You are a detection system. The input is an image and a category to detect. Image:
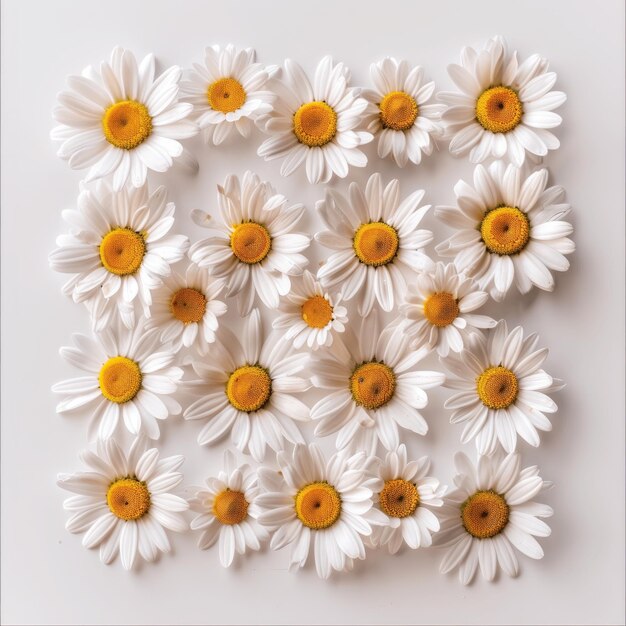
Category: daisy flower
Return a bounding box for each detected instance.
[256,444,385,579]
[188,450,268,567]
[399,262,496,356]
[189,171,310,317]
[57,437,188,570]
[439,35,566,166]
[435,162,574,301]
[441,320,563,455]
[310,311,445,455]
[257,56,373,184]
[315,173,433,315]
[49,181,189,332]
[272,270,348,350]
[435,451,553,585]
[363,57,444,167]
[52,323,183,440]
[183,309,310,462]
[51,46,198,190]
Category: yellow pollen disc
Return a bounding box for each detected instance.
[170,287,207,324]
[480,206,530,255]
[207,77,246,113]
[99,356,142,404]
[226,365,272,413]
[476,366,519,410]
[106,478,150,521]
[301,295,333,329]
[99,228,146,276]
[230,222,271,264]
[423,292,459,327]
[379,91,419,131]
[212,489,249,525]
[102,100,152,150]
[295,482,341,530]
[293,101,337,147]
[461,490,509,538]
[379,479,420,518]
[350,362,396,410]
[475,86,523,134]
[353,222,399,266]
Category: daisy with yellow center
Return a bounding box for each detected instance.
[435,452,553,585]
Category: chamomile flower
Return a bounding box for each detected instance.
[57,437,188,570]
[183,309,310,462]
[189,171,309,317]
[436,162,574,301]
[440,36,566,166]
[272,270,348,350]
[257,56,373,184]
[363,57,444,167]
[435,451,553,585]
[316,173,433,315]
[52,323,183,441]
[51,46,197,190]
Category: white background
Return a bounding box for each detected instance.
[1,0,624,624]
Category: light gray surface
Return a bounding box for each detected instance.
[1,0,624,624]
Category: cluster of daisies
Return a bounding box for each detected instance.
[50,37,573,583]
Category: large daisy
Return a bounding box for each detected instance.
[315,173,433,315]
[435,451,553,585]
[257,56,372,184]
[439,36,566,166]
[57,437,188,570]
[51,46,198,190]
[188,171,310,317]
[435,162,574,301]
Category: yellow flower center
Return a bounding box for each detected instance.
[226,365,272,413]
[423,292,459,327]
[207,77,247,113]
[461,490,509,538]
[98,356,142,404]
[480,206,530,255]
[293,101,337,147]
[379,479,420,518]
[475,86,523,134]
[476,366,519,410]
[230,222,271,264]
[99,228,146,276]
[350,362,396,410]
[212,489,249,525]
[102,100,152,150]
[170,287,207,324]
[353,222,399,266]
[106,478,150,521]
[301,295,333,329]
[379,91,419,131]
[295,482,341,530]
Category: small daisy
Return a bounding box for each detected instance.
[189,171,310,317]
[57,437,188,570]
[435,451,553,585]
[399,262,496,356]
[439,36,566,166]
[188,450,268,567]
[316,173,433,315]
[441,320,563,455]
[363,57,444,167]
[272,270,348,350]
[51,46,198,190]
[257,56,373,184]
[436,162,574,301]
[52,323,183,440]
[49,180,189,332]
[183,309,310,461]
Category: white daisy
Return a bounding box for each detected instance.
[435,162,574,301]
[441,320,563,455]
[257,56,373,184]
[57,437,188,570]
[272,270,348,350]
[183,309,310,461]
[435,451,553,585]
[49,180,189,332]
[315,173,433,315]
[52,322,183,440]
[51,46,198,190]
[439,35,567,166]
[399,262,496,356]
[189,171,310,317]
[188,450,268,567]
[363,57,444,167]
